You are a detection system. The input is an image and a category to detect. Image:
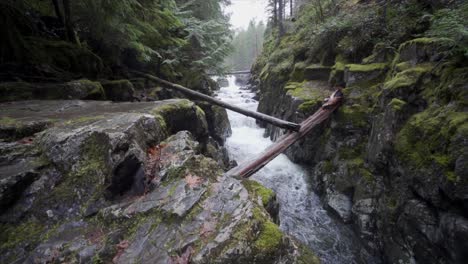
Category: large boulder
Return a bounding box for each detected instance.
[0,99,316,263]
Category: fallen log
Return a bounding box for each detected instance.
[225,102,342,179]
[132,71,301,132]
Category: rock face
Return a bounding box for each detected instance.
[254,36,468,263]
[0,79,105,102]
[0,99,316,263]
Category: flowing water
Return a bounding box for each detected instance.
[216,76,366,264]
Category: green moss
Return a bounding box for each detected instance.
[395,107,467,181]
[395,62,411,72]
[388,98,407,111]
[45,133,110,209]
[336,104,369,128]
[297,244,320,264]
[346,63,387,72]
[384,64,433,91]
[290,61,307,81]
[242,180,275,207]
[285,81,327,113]
[254,220,282,253]
[0,116,16,126]
[0,219,44,250]
[399,37,455,50]
[347,158,374,182]
[323,160,335,174]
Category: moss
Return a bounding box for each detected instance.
[384,64,433,91]
[399,37,455,51]
[297,244,320,264]
[285,81,327,113]
[347,158,374,182]
[346,63,387,72]
[45,133,110,209]
[242,180,275,207]
[395,107,467,181]
[322,160,335,174]
[290,61,307,81]
[0,219,44,250]
[0,116,16,126]
[388,98,407,111]
[254,221,282,253]
[336,104,369,128]
[395,62,411,72]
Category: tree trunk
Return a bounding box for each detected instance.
[52,0,64,24]
[278,0,284,37]
[62,0,79,45]
[273,0,278,26]
[290,0,293,17]
[225,100,342,179]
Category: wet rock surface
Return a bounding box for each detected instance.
[0,99,315,263]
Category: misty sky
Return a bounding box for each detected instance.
[224,0,269,30]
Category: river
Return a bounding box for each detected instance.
[216,76,368,264]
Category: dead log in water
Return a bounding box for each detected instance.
[225,103,342,179]
[132,71,301,131]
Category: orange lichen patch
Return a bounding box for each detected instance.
[112,240,130,263]
[185,173,204,188]
[145,144,166,187]
[170,246,194,264]
[200,219,217,240]
[87,228,105,244]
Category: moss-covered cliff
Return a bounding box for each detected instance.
[252,0,467,263]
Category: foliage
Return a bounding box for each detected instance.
[425,3,468,57]
[1,0,233,83]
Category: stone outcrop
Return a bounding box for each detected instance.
[254,36,468,263]
[0,99,317,263]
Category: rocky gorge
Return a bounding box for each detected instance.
[251,1,468,263]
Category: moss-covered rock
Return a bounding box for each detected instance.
[398,37,455,64]
[304,64,332,81]
[395,106,467,183]
[384,64,433,92]
[344,63,388,87]
[285,81,329,113]
[100,79,135,101]
[0,79,105,102]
